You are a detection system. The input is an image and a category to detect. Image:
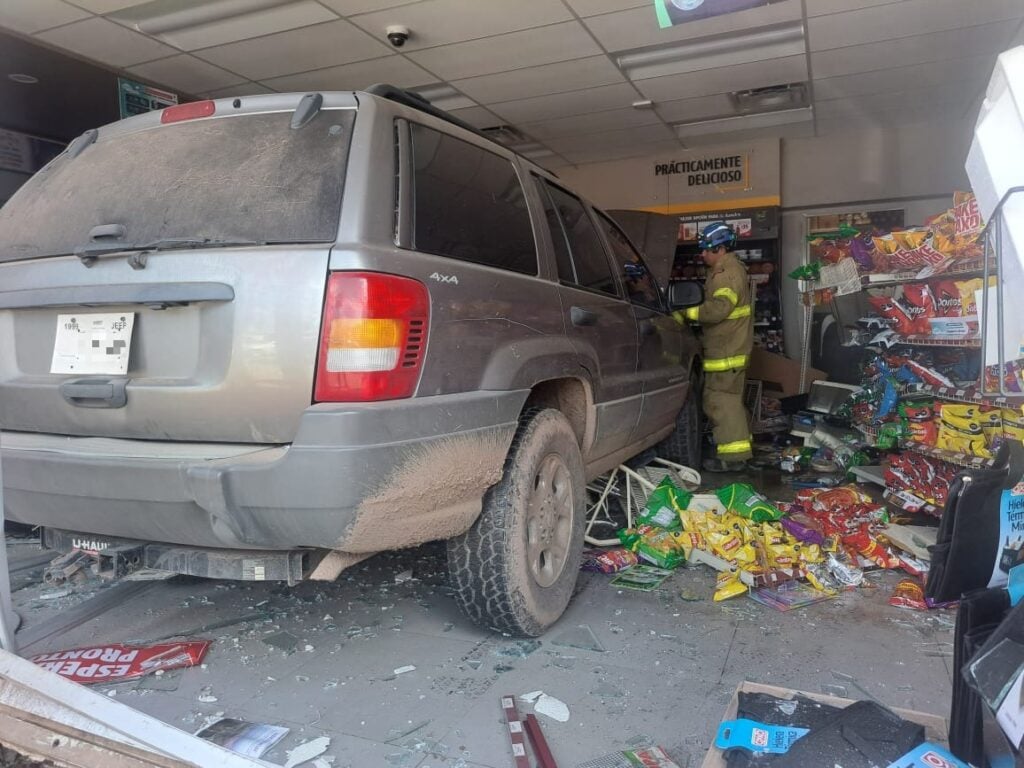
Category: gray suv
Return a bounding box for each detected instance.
[0,86,703,635]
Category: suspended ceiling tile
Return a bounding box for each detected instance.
[407,21,600,81]
[683,120,815,146]
[446,105,504,128]
[203,82,275,99]
[260,56,434,92]
[814,55,996,102]
[488,82,639,124]
[563,0,648,17]
[814,85,966,121]
[523,107,662,140]
[127,54,246,94]
[634,55,807,102]
[35,17,176,67]
[559,138,682,166]
[348,0,571,51]
[810,22,1014,79]
[322,0,424,15]
[0,0,89,35]
[452,55,626,104]
[804,0,906,16]
[194,19,392,81]
[654,93,736,124]
[544,123,675,153]
[109,1,338,51]
[808,0,1024,52]
[582,0,802,53]
[64,0,150,11]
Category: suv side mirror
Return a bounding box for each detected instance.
[667,280,704,309]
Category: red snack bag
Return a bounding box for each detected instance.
[847,524,901,569]
[868,295,916,336]
[889,579,929,610]
[899,284,937,335]
[933,280,963,317]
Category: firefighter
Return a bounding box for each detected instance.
[675,221,754,472]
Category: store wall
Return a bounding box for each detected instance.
[555,137,781,213]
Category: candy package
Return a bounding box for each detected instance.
[581,547,638,574]
[716,483,783,522]
[637,476,690,531]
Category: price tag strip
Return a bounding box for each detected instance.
[501,695,532,768]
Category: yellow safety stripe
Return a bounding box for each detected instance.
[703,354,748,372]
[717,438,753,456]
[684,306,700,322]
[712,287,739,306]
[726,304,751,320]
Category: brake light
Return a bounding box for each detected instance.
[161,100,216,124]
[314,272,429,402]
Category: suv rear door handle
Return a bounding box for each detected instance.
[60,378,128,409]
[570,306,598,327]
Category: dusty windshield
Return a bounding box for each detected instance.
[0,109,354,262]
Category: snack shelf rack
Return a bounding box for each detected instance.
[860,257,993,288]
[883,487,942,516]
[892,335,982,348]
[854,423,880,442]
[904,382,1024,410]
[898,440,998,469]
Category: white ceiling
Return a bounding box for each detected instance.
[1,0,1022,169]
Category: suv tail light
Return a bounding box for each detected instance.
[314,272,429,402]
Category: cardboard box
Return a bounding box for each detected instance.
[700,681,949,768]
[746,349,827,398]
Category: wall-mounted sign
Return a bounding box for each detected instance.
[0,128,65,174]
[678,206,779,242]
[655,153,748,188]
[118,77,177,119]
[654,0,772,28]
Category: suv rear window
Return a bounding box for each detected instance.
[409,123,537,275]
[0,110,354,262]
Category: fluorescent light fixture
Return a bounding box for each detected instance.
[409,83,474,111]
[731,82,808,114]
[617,22,804,81]
[115,0,292,34]
[632,99,655,109]
[673,106,812,138]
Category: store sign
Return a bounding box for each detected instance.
[655,153,748,188]
[0,128,64,173]
[654,0,771,28]
[118,77,177,119]
[678,206,778,241]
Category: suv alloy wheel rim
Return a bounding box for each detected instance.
[525,453,574,588]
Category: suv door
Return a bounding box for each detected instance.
[533,177,640,463]
[595,211,689,444]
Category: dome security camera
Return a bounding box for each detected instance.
[386,25,410,47]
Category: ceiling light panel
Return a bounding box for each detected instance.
[617,22,805,81]
[673,106,812,138]
[409,83,474,111]
[451,56,626,105]
[110,0,336,51]
[635,54,807,102]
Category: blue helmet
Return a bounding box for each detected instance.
[698,221,737,251]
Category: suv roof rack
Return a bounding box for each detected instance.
[364,83,555,175]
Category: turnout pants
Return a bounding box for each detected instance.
[702,369,752,461]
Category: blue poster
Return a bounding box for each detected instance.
[989,483,1024,588]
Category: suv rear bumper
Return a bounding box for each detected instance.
[2,390,527,551]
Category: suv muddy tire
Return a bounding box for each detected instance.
[656,378,702,469]
[447,408,585,637]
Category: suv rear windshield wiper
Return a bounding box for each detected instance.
[75,237,261,264]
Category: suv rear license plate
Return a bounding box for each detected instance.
[51,312,135,375]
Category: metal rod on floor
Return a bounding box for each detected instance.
[0,434,17,653]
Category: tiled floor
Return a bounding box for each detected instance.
[7,531,954,768]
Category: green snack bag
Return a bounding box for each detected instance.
[715,483,783,523]
[635,529,685,570]
[638,477,691,530]
[787,262,821,281]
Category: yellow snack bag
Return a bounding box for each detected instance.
[713,571,747,602]
[956,279,983,316]
[892,229,929,251]
[1004,409,1024,442]
[980,410,1003,444]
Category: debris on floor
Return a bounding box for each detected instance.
[575,745,682,768]
[283,736,331,768]
[195,717,290,758]
[521,690,570,723]
[29,639,211,683]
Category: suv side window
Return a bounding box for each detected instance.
[596,212,663,309]
[409,123,537,275]
[537,179,617,297]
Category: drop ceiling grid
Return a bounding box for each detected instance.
[0,0,1021,166]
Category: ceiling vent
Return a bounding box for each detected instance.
[481,125,528,146]
[730,82,808,114]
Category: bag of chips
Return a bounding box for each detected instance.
[715,483,783,522]
[868,295,916,336]
[956,279,983,317]
[637,476,691,531]
[932,280,963,317]
[618,525,686,570]
[1004,409,1024,442]
[899,284,937,335]
[581,547,638,574]
[979,409,1003,445]
[713,570,747,602]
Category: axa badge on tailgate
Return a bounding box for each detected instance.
[714,719,808,754]
[886,743,971,767]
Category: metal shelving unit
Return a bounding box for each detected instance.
[860,257,994,288]
[904,382,1024,409]
[883,487,942,516]
[899,441,997,469]
[892,335,982,348]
